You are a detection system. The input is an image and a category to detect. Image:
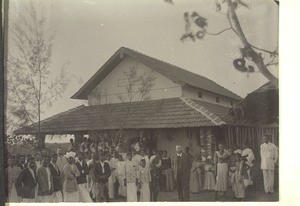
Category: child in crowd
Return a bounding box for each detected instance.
[203,156,215,191]
[231,153,248,201]
[190,155,203,193]
[137,159,151,201]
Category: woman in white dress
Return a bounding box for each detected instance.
[115,155,127,197]
[214,143,230,200]
[125,153,138,202]
[106,154,117,199]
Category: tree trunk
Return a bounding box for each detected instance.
[74,133,84,150]
[226,0,278,84]
[37,133,46,150]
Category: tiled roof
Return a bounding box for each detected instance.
[71,47,242,100]
[14,97,231,135]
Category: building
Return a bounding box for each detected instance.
[15,47,242,158]
[224,81,279,159]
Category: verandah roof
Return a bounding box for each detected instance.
[14,97,230,135]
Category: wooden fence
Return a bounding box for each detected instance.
[224,125,279,160]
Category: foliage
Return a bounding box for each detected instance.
[6,3,69,150]
[91,67,155,150]
[170,0,278,83]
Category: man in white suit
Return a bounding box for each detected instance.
[260,135,278,194]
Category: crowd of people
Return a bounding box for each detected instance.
[5,134,278,202]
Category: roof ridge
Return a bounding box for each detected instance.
[123,47,242,100]
[85,97,181,108]
[72,46,242,100]
[180,95,226,126]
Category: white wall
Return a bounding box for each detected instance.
[87,57,182,105]
[181,85,238,107]
[156,128,201,158]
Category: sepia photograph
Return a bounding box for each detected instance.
[3,0,279,203]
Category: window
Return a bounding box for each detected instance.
[197,91,203,98]
[216,97,220,103]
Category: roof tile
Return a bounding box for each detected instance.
[15,97,231,135]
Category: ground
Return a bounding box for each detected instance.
[112,189,278,202]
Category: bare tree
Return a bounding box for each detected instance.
[168,0,278,83]
[92,67,155,150]
[6,3,69,150]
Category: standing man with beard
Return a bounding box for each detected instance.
[172,145,192,201]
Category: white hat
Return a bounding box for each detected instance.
[65,151,76,159]
[234,149,242,155]
[207,155,212,160]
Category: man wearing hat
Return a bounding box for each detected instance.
[63,151,80,202]
[172,145,192,201]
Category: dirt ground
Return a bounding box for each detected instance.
[112,188,279,202]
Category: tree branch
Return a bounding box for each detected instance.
[266,62,278,67]
[249,43,278,56]
[226,0,278,83]
[205,27,233,36]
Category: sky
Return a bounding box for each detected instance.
[6,0,279,122]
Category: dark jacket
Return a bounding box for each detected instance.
[15,167,36,199]
[75,161,88,184]
[17,163,27,170]
[172,153,192,180]
[36,165,54,196]
[94,161,111,183]
[49,162,62,192]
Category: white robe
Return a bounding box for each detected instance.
[260,142,278,193]
[78,183,93,202]
[107,159,117,199]
[242,148,255,186]
[115,161,127,197]
[260,142,278,170]
[125,160,138,202]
